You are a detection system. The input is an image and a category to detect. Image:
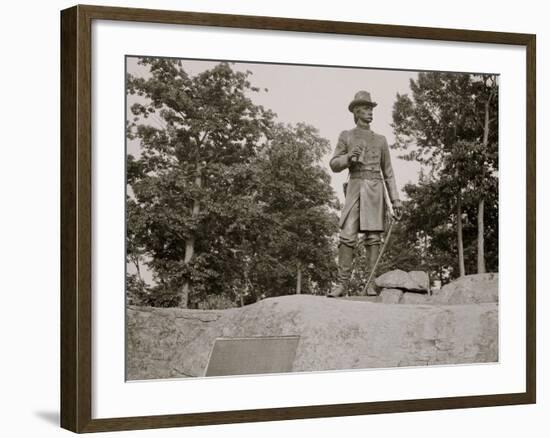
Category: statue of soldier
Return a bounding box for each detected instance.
[327,90,402,297]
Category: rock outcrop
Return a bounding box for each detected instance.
[431,273,498,304]
[127,274,498,380]
[373,273,498,306]
[375,269,429,292]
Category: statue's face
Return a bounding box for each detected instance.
[354,104,374,124]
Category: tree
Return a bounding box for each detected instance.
[251,123,339,297]
[470,74,498,273]
[127,58,274,307]
[126,59,339,307]
[392,72,498,277]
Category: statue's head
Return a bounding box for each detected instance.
[348,90,377,124]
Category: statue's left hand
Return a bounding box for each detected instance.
[392,200,403,221]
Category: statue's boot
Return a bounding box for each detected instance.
[327,245,354,297]
[365,244,381,296]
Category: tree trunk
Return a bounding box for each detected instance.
[476,96,491,274]
[457,197,466,277]
[180,171,202,308]
[296,262,302,295]
[241,262,249,307]
[477,198,486,273]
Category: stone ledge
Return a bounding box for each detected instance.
[127,294,498,380]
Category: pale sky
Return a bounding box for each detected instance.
[126,56,421,205]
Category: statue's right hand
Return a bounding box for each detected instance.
[349,145,362,163]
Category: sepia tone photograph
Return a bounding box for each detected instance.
[125,56,499,380]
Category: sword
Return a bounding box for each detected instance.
[359,170,397,296]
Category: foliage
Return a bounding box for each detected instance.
[126,273,150,306]
[126,59,338,307]
[249,122,339,297]
[391,72,499,279]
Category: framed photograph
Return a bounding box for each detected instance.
[60,4,536,433]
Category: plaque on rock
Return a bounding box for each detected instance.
[205,336,300,377]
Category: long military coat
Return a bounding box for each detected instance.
[330,126,399,231]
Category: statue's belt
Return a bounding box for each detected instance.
[349,169,383,180]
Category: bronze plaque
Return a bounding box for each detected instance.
[205,336,300,377]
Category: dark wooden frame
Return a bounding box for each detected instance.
[61,4,536,433]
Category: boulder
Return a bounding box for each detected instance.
[431,273,498,305]
[409,271,430,292]
[375,269,429,292]
[127,294,498,380]
[379,288,403,304]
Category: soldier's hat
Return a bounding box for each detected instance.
[348,90,378,112]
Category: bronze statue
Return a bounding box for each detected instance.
[327,90,402,297]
